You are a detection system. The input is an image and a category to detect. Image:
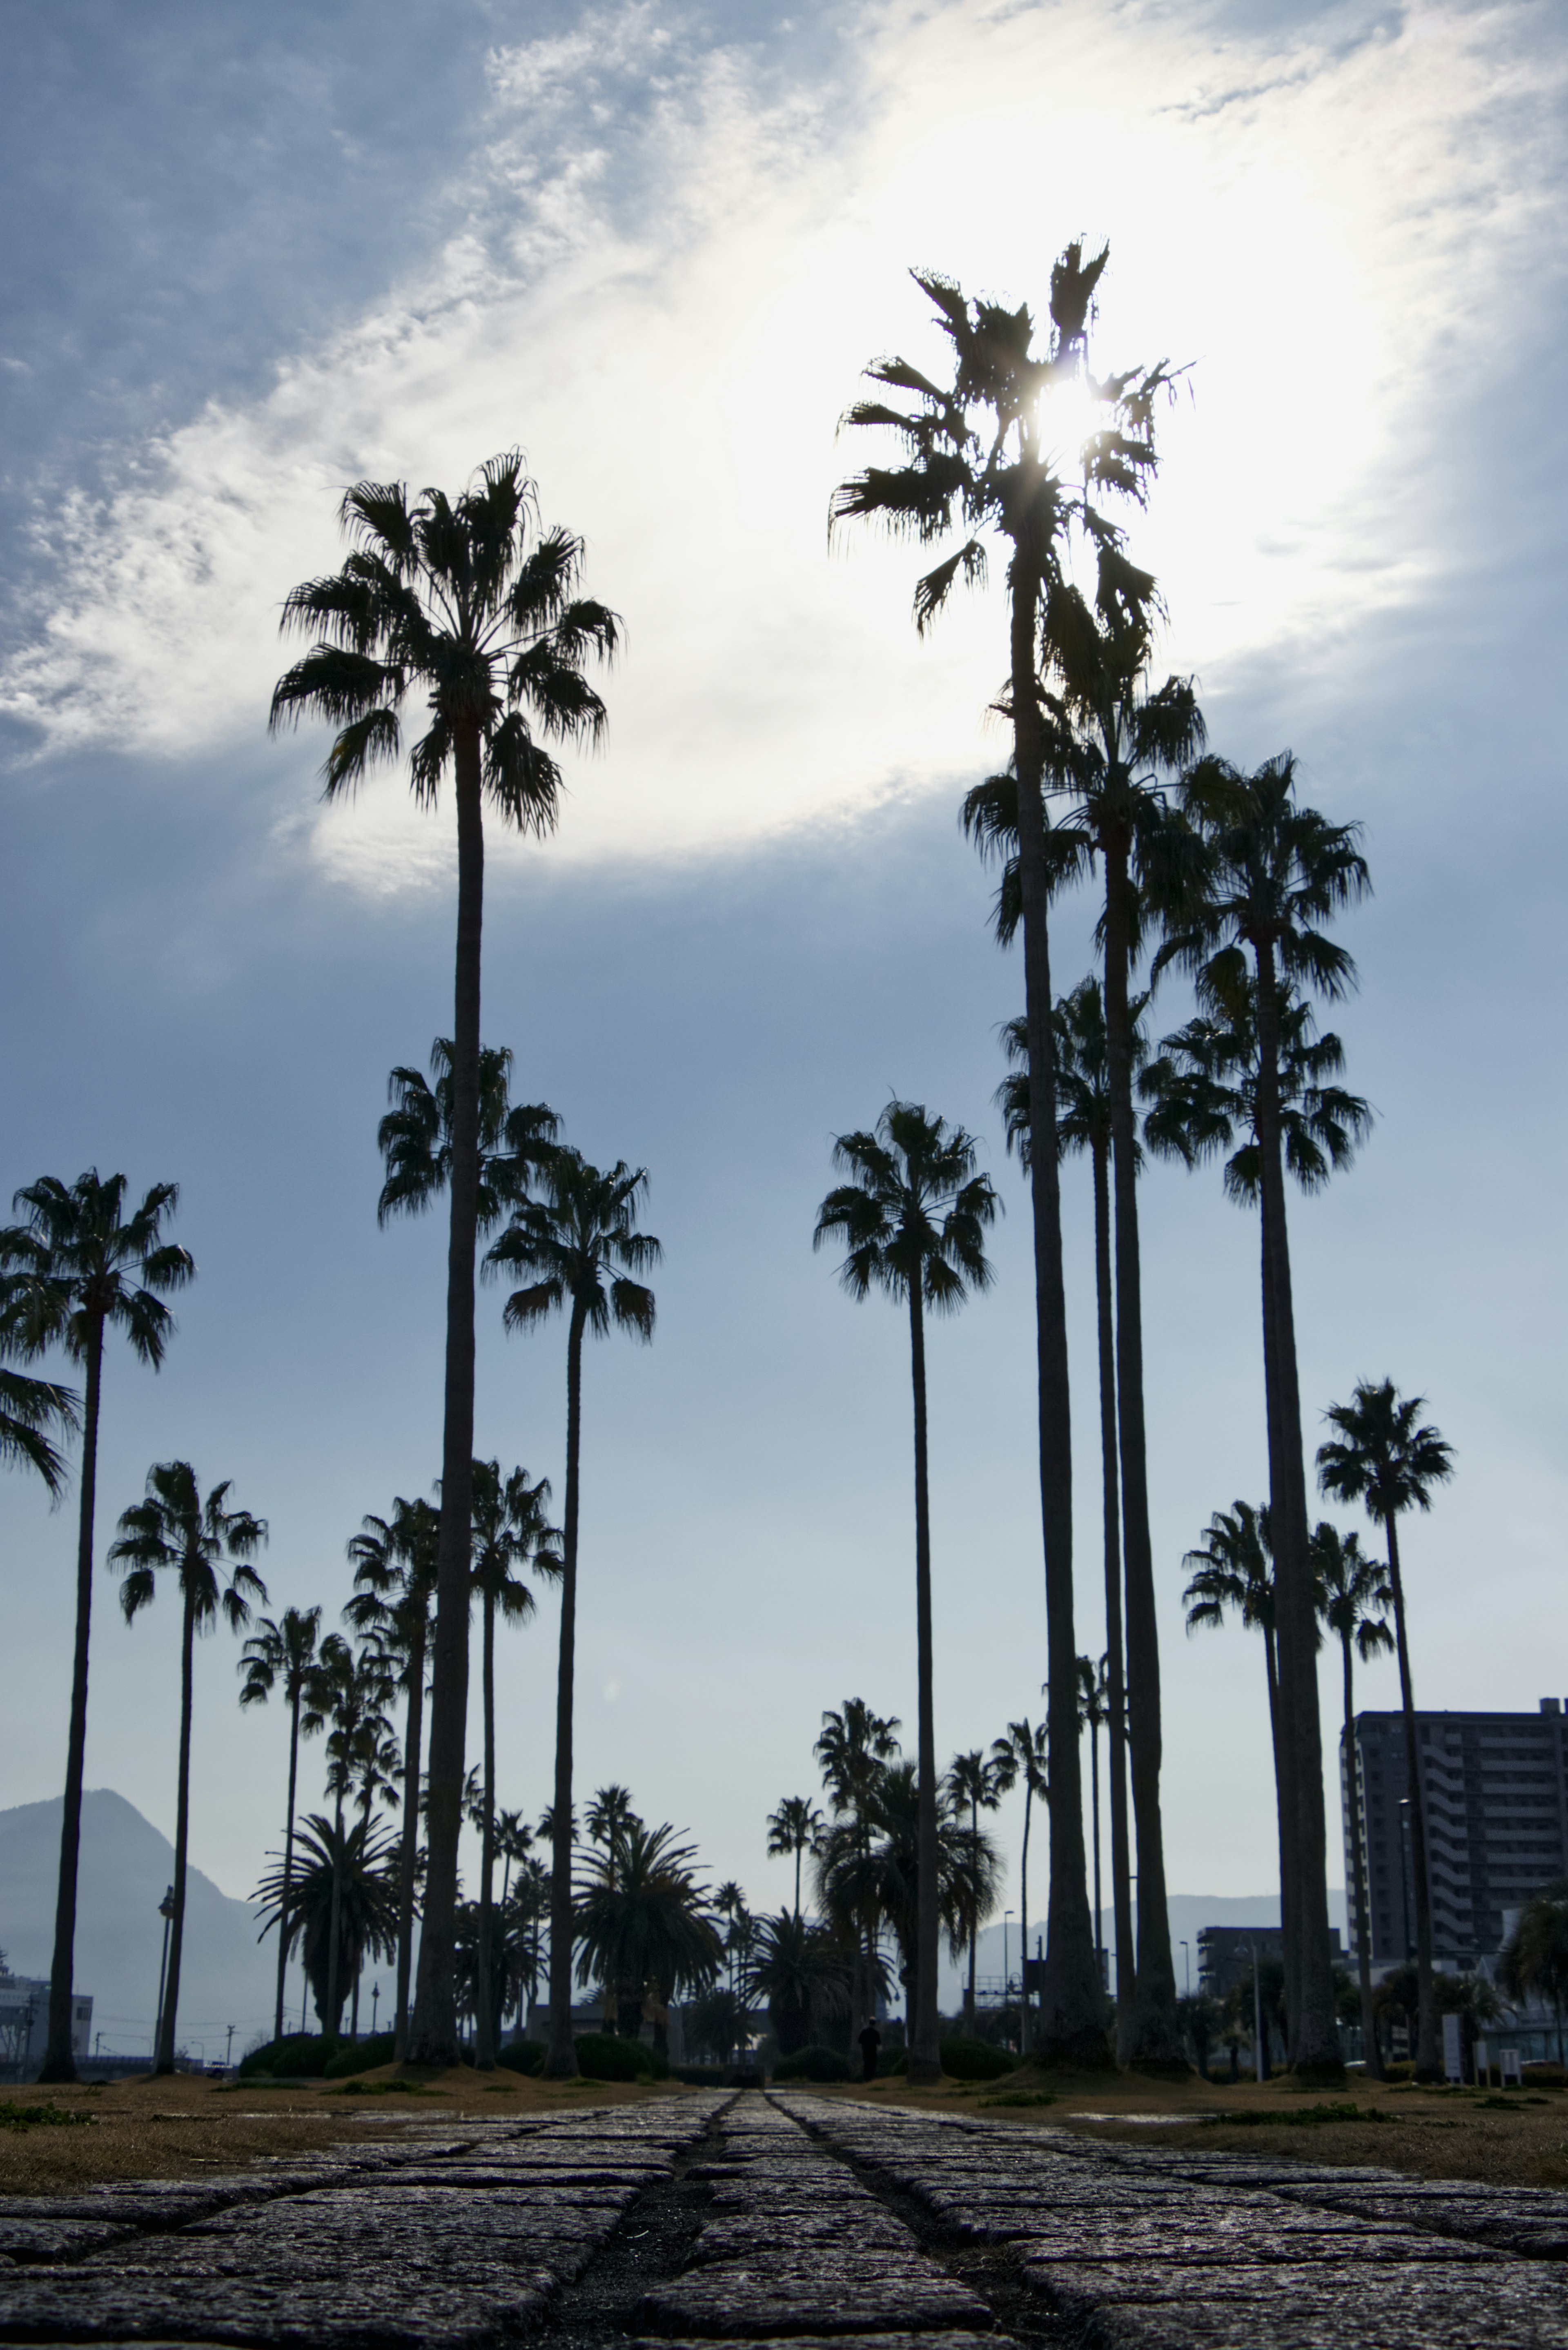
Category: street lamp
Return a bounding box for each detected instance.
[153,1886,176,2057]
[371,1982,380,2036]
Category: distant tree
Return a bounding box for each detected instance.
[586,1785,644,1884]
[310,1635,397,2038]
[272,455,618,2065]
[487,1147,660,2077]
[254,1814,398,2033]
[943,1751,1007,2034]
[0,1330,78,1495]
[815,1700,902,2031]
[1313,1521,1394,2080]
[1318,1379,1454,2082]
[238,1606,327,2046]
[745,1911,854,2056]
[573,1819,722,2049]
[377,1038,559,1235]
[815,1101,997,2082]
[990,1718,1047,2053]
[0,1171,192,2081]
[110,1462,267,2072]
[767,1797,825,1924]
[1076,1656,1110,1993]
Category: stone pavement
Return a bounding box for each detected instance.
[4,2087,1568,2348]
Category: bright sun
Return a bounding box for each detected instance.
[1037,374,1109,471]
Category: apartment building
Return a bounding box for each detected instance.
[1344,1701,1568,1970]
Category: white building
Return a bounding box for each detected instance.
[0,1974,92,2076]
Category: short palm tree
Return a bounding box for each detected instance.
[468,1458,560,2065]
[744,1911,853,2056]
[815,1699,902,2028]
[1312,1520,1394,2078]
[238,1606,327,2045]
[815,1102,997,2083]
[378,1038,560,1232]
[943,1750,1007,2034]
[990,1718,1047,2052]
[833,249,1174,2069]
[487,1147,660,2076]
[254,1813,399,2032]
[311,1633,397,2038]
[573,1819,723,2047]
[1501,1884,1568,2064]
[271,456,617,2065]
[1317,1379,1454,2080]
[766,1796,824,1923]
[0,1171,192,2081]
[109,1463,267,2071]
[1076,1656,1111,1991]
[344,1495,440,2060]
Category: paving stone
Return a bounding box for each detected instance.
[0,2219,138,2261]
[688,2215,915,2265]
[637,2257,993,2337]
[0,2266,552,2344]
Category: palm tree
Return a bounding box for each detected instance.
[833,250,1174,2069]
[0,1299,78,1494]
[1501,1885,1568,2065]
[311,1634,397,2039]
[378,1039,559,1234]
[990,1719,1047,2052]
[814,1101,997,2083]
[238,1606,327,2046]
[271,457,617,2065]
[573,1819,723,2048]
[487,1147,660,2076]
[108,1463,267,2071]
[766,1797,824,1923]
[1313,1520,1394,2079]
[1154,759,1372,2085]
[1076,1656,1110,1995]
[815,1700,901,2030]
[745,1911,854,2056]
[468,1459,560,2065]
[254,1813,399,2033]
[1317,1380,1454,2081]
[0,1172,192,2082]
[587,1784,643,1880]
[344,1495,440,2061]
[943,1751,1007,2034]
[999,977,1142,2052]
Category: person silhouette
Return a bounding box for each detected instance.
[858,2017,882,2084]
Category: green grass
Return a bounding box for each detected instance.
[1202,2101,1386,2128]
[0,2103,95,2131]
[328,2078,439,2097]
[978,2090,1057,2109]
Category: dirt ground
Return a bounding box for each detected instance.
[7,2065,1568,2196]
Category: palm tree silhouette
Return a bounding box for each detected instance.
[0,1172,192,2082]
[309,1634,397,2039]
[272,458,617,2064]
[109,1463,267,2072]
[744,1911,853,2057]
[766,1797,825,1923]
[344,1496,439,2061]
[574,1819,723,2049]
[238,1606,327,2046]
[254,1814,398,2033]
[487,1147,660,2076]
[1318,1379,1453,2080]
[815,1101,997,2082]
[990,1719,1047,2053]
[944,1751,1007,2034]
[0,1316,78,1496]
[1313,1519,1394,2079]
[815,1700,901,2030]
[833,249,1175,2068]
[1076,1657,1111,1998]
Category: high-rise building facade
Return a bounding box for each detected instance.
[1345,1701,1568,1969]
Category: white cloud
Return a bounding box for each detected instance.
[2,0,1562,887]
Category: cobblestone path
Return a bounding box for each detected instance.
[6,2088,1568,2348]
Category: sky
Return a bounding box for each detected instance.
[1,0,1565,2012]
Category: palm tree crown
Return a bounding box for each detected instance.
[1317,1380,1455,1529]
[378,1039,559,1233]
[813,1102,998,1310]
[488,1150,661,1340]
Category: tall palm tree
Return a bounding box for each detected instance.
[943,1751,1007,2034]
[487,1147,660,2076]
[1313,1520,1394,2080]
[344,1496,440,2061]
[833,249,1174,2067]
[468,1459,561,2066]
[587,1784,643,1878]
[109,1463,267,2072]
[1076,1656,1111,1994]
[991,1719,1047,2052]
[573,1819,723,2048]
[814,1100,997,2083]
[0,1172,192,2081]
[1000,978,1142,2052]
[1154,765,1371,2084]
[1317,1379,1454,2080]
[238,1606,327,2046]
[766,1797,825,1923]
[271,457,617,2064]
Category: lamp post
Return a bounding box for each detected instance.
[1180,1940,1190,1997]
[371,1982,380,2037]
[152,1886,176,2058]
[225,2024,236,2068]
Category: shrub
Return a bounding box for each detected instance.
[239,2033,338,2080]
[672,2065,730,2085]
[324,2034,396,2078]
[939,2038,1016,2082]
[878,2049,907,2076]
[575,2033,655,2081]
[1522,2062,1568,2087]
[773,2047,851,2083]
[498,2040,546,2076]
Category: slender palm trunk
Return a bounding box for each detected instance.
[1104,845,1180,2066]
[1260,1221,1303,2054]
[1384,1514,1437,2077]
[965,1793,978,2036]
[1091,1142,1136,2058]
[156,1586,197,2074]
[794,1844,803,1925]
[274,1686,302,2047]
[476,1590,498,2068]
[907,1282,940,2085]
[1010,534,1104,2065]
[42,1321,103,2082]
[1018,1780,1033,2055]
[1341,1634,1382,2079]
[410,728,484,2065]
[1252,943,1341,2079]
[327,1786,345,2038]
[1089,1715,1103,1993]
[393,1614,426,2064]
[546,1295,589,2077]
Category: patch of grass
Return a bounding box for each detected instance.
[978,2091,1058,2110]
[0,2103,95,2132]
[328,2078,438,2098]
[482,2083,517,2093]
[1203,2101,1386,2129]
[1479,2093,1550,2109]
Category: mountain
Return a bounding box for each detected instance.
[937,1890,1350,2013]
[0,1791,281,2063]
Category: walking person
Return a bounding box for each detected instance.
[858,2016,882,2084]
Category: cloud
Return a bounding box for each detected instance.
[2,0,1562,886]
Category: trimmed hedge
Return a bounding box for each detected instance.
[773,2047,851,2083]
[325,2034,396,2078]
[573,2032,669,2081]
[498,2040,546,2076]
[875,2039,1014,2082]
[239,2034,339,2079]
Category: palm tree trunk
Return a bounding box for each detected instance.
[1252,942,1341,2080]
[907,1282,940,2087]
[327,1787,345,2039]
[1009,538,1104,2067]
[794,1843,803,1925]
[546,1295,589,2078]
[393,1615,426,2064]
[1089,1716,1103,1996]
[1260,1217,1303,2056]
[477,1590,498,2068]
[409,726,484,2066]
[1105,844,1180,2068]
[42,1317,102,2084]
[1384,1512,1437,2078]
[1092,1140,1136,2060]
[1018,1780,1032,2056]
[965,1794,978,2036]
[274,1685,302,2047]
[156,1586,197,2075]
[1341,1633,1381,2079]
